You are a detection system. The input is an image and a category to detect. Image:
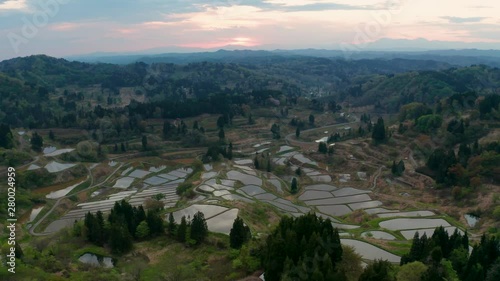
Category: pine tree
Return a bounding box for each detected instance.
[121,142,126,152]
[248,114,255,125]
[267,157,272,172]
[318,142,328,154]
[177,216,187,242]
[295,167,302,176]
[162,121,172,138]
[0,123,14,149]
[190,211,208,244]
[30,132,44,152]
[227,142,233,160]
[218,127,225,141]
[146,210,164,236]
[372,117,386,142]
[296,127,301,138]
[109,223,133,254]
[48,130,55,140]
[167,213,176,235]
[309,114,315,125]
[217,116,225,128]
[141,135,148,151]
[328,146,334,156]
[230,217,251,249]
[397,160,405,175]
[291,178,298,194]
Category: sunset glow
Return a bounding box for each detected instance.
[0,0,499,59]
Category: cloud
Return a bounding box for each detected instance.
[263,0,383,11]
[0,0,28,11]
[441,16,487,24]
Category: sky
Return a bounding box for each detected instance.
[0,0,499,60]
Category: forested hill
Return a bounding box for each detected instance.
[348,65,500,111]
[0,55,499,128]
[0,54,452,91]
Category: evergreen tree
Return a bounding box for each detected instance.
[295,127,301,138]
[254,155,260,169]
[48,130,55,140]
[229,217,251,249]
[227,142,233,160]
[167,213,176,235]
[218,127,225,141]
[30,132,43,152]
[190,211,208,245]
[309,114,315,125]
[485,259,500,281]
[109,223,133,254]
[177,216,187,242]
[372,117,386,142]
[217,116,225,128]
[146,210,164,236]
[120,142,126,152]
[328,146,334,156]
[248,114,255,125]
[291,177,298,194]
[141,135,148,151]
[14,242,23,259]
[271,123,281,139]
[318,142,328,153]
[295,167,302,176]
[193,120,199,130]
[162,121,172,138]
[0,123,14,149]
[267,157,272,172]
[114,143,118,152]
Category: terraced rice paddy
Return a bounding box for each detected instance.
[361,231,397,240]
[340,239,401,263]
[46,179,87,199]
[45,161,76,173]
[170,204,239,235]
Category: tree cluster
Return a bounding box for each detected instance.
[391,160,405,176]
[166,211,208,246]
[262,213,344,281]
[79,200,164,254]
[401,226,499,281]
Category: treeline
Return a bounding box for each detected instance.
[400,226,499,281]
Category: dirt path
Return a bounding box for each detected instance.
[370,166,383,190]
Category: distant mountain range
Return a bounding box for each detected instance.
[61,38,500,67]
